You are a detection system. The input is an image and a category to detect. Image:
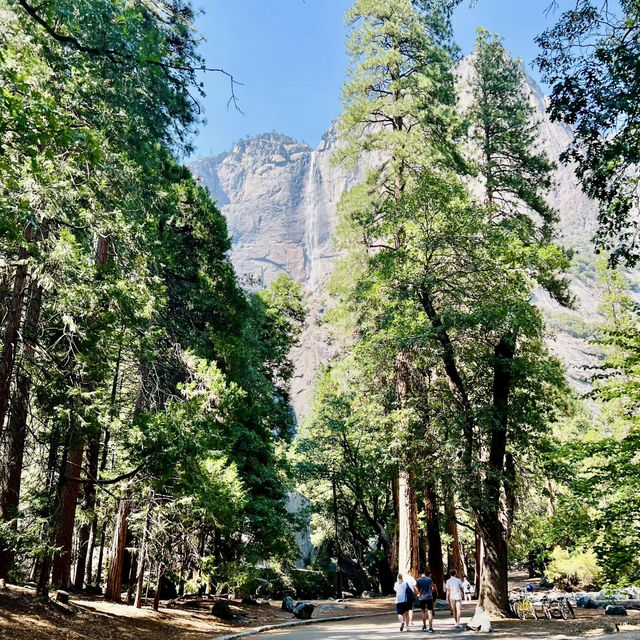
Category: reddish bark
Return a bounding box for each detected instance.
[398,470,419,578]
[74,437,99,589]
[104,497,131,602]
[425,488,445,595]
[0,223,34,436]
[51,442,84,588]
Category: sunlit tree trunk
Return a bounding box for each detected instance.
[104,496,131,602]
[398,470,419,578]
[51,439,84,588]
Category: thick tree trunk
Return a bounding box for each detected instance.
[476,334,517,616]
[424,487,445,596]
[104,497,131,602]
[445,500,464,577]
[0,372,30,581]
[0,283,42,579]
[475,528,483,595]
[51,441,84,588]
[503,452,516,541]
[390,476,399,574]
[0,282,42,582]
[397,470,419,579]
[0,224,34,437]
[477,514,509,615]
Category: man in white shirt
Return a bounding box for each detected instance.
[445,570,464,627]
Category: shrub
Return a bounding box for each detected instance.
[545,546,602,588]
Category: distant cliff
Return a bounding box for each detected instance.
[190,63,631,417]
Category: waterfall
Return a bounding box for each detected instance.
[303,151,320,289]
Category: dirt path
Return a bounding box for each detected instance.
[0,585,390,640]
[0,583,638,640]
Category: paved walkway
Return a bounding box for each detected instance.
[264,612,469,640]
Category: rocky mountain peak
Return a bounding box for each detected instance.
[190,64,632,416]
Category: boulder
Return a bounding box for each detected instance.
[212,600,234,620]
[605,605,628,616]
[581,598,600,609]
[293,601,315,620]
[466,605,493,632]
[281,596,295,612]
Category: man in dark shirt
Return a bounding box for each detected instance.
[416,569,437,632]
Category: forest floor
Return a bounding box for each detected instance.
[0,584,391,640]
[0,577,639,640]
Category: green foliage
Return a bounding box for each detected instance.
[545,547,602,589]
[471,30,558,241]
[536,1,640,265]
[0,0,305,593]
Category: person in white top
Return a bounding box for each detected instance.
[445,569,464,627]
[404,573,417,629]
[461,576,471,601]
[394,574,411,631]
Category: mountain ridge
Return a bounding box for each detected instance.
[190,66,628,416]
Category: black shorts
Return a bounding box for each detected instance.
[418,598,434,611]
[396,601,411,614]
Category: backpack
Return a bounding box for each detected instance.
[405,584,415,603]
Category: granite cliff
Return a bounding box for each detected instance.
[190,67,629,417]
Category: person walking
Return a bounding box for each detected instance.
[461,575,471,601]
[445,569,464,628]
[394,574,411,632]
[404,572,418,629]
[416,569,437,633]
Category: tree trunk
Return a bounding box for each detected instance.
[545,478,556,518]
[104,496,131,602]
[390,476,399,574]
[477,514,509,615]
[0,223,34,437]
[95,521,107,588]
[74,436,99,590]
[475,334,516,616]
[86,426,112,588]
[134,502,151,608]
[425,487,445,596]
[0,282,43,579]
[503,452,516,541]
[332,476,343,598]
[475,528,483,596]
[153,563,164,611]
[445,500,464,577]
[397,470,419,579]
[51,440,84,588]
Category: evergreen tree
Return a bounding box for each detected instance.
[536,1,640,265]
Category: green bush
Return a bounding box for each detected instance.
[289,568,333,599]
[545,546,602,588]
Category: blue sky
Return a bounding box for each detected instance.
[190,0,578,159]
